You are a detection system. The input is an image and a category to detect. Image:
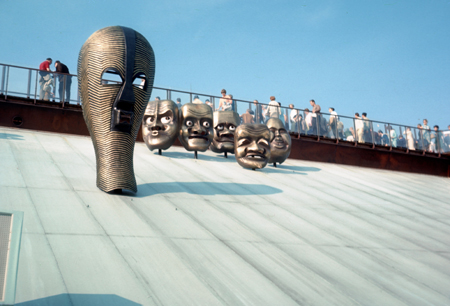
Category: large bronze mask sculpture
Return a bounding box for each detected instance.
[267,118,292,166]
[179,103,213,154]
[210,111,240,157]
[234,124,271,170]
[78,26,155,193]
[142,99,179,153]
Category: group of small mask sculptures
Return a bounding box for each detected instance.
[141,100,292,170]
[78,26,291,194]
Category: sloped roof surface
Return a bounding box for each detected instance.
[1,126,449,306]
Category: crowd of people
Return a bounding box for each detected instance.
[37,59,450,153]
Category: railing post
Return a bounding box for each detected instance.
[27,69,32,98]
[437,130,441,157]
[1,65,6,94]
[62,74,66,106]
[5,66,10,99]
[34,70,39,104]
[370,121,374,148]
[166,89,170,100]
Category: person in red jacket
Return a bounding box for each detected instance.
[39,58,53,100]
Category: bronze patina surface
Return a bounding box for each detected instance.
[267,118,292,165]
[234,124,271,170]
[179,103,213,152]
[210,111,240,154]
[142,99,179,151]
[78,26,155,193]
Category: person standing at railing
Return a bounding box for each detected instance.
[430,125,445,153]
[217,89,228,110]
[265,96,280,120]
[54,60,72,103]
[362,113,372,143]
[253,100,263,123]
[354,113,364,143]
[443,125,450,153]
[240,109,254,123]
[192,95,203,104]
[304,108,312,135]
[289,104,299,133]
[328,107,338,138]
[309,99,321,136]
[422,119,431,151]
[176,98,182,109]
[39,58,52,100]
[405,127,415,150]
[278,102,288,130]
[388,125,397,147]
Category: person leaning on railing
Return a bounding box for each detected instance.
[54,60,72,103]
[39,58,53,100]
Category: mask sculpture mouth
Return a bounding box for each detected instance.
[189,135,209,141]
[218,134,234,143]
[273,138,287,149]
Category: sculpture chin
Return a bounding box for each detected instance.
[238,154,268,169]
[145,133,172,151]
[186,136,210,150]
[212,137,235,153]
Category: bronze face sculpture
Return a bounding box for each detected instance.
[210,111,240,155]
[234,124,271,170]
[142,99,179,152]
[179,103,213,152]
[78,26,155,193]
[267,118,292,165]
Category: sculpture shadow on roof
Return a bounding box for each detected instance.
[0,133,24,140]
[263,165,321,174]
[15,293,142,306]
[136,182,283,197]
[155,151,238,162]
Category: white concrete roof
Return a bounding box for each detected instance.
[1,126,449,306]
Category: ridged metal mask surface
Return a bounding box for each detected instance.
[78,26,155,193]
[142,99,179,151]
[179,103,213,151]
[267,118,291,164]
[210,111,240,154]
[234,124,271,169]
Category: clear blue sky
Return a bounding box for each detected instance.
[1,0,449,129]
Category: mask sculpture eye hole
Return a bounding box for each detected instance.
[203,121,210,128]
[101,68,122,85]
[186,120,193,127]
[161,116,172,124]
[132,73,146,89]
[146,117,154,125]
[229,125,236,131]
[258,139,269,146]
[238,139,251,147]
[217,124,224,131]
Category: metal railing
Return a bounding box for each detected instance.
[1,62,449,156]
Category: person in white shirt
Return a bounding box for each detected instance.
[304,108,312,134]
[329,107,338,139]
[192,95,203,104]
[266,96,280,119]
[354,113,364,143]
[289,104,299,133]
